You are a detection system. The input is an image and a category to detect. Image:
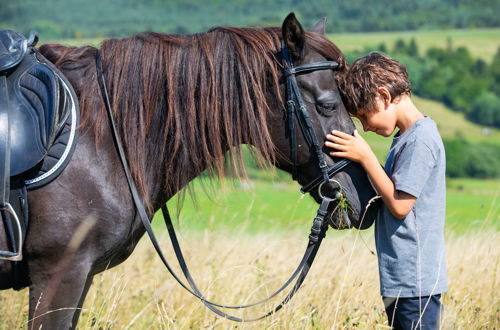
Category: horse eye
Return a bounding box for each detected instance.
[317,102,337,112]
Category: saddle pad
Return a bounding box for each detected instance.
[23,79,79,190]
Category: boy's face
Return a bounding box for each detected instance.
[355,97,397,137]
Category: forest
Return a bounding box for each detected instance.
[2,0,499,38]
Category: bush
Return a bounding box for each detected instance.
[468,92,500,127]
[444,138,500,178]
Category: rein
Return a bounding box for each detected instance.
[94,42,349,321]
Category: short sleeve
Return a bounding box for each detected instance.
[391,138,436,199]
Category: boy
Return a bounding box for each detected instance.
[325,52,447,329]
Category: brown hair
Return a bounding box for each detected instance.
[40,28,345,210]
[339,52,411,114]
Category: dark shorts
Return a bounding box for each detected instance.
[383,294,443,330]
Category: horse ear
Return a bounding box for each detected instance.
[311,17,327,35]
[282,12,306,59]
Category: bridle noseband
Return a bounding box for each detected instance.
[281,41,352,195]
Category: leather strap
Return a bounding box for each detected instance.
[300,159,352,194]
[281,42,351,185]
[0,75,10,205]
[95,50,335,321]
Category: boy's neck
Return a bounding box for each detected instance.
[395,96,424,134]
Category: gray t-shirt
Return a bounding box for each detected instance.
[375,117,448,298]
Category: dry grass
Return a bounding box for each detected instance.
[0,228,498,329]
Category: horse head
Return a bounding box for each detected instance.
[270,13,379,229]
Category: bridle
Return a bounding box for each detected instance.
[281,40,353,194]
[94,40,354,322]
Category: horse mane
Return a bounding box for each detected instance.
[39,27,346,211]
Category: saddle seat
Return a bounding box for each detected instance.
[1,30,73,175]
[0,30,79,265]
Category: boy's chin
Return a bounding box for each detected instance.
[374,130,390,137]
[375,128,395,137]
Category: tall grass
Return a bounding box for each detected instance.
[0,228,498,329]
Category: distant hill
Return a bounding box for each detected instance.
[2,0,499,39]
[361,95,499,162]
[330,28,500,63]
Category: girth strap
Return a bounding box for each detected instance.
[95,50,335,322]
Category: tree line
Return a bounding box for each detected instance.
[1,0,499,39]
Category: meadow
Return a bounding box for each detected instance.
[330,28,500,63]
[0,214,497,329]
[153,176,499,235]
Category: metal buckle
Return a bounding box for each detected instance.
[0,203,23,261]
[318,179,342,200]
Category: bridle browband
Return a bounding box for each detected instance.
[94,40,353,322]
[281,41,353,194]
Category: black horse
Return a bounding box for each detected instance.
[0,14,377,328]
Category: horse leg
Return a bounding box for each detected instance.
[28,260,93,330]
[71,274,94,328]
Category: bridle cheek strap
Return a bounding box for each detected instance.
[282,41,352,188]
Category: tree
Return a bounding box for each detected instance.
[408,37,418,57]
[468,92,500,127]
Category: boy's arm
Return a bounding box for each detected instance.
[325,130,416,220]
[358,151,416,219]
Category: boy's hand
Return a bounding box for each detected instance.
[325,130,375,165]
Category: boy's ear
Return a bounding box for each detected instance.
[378,87,392,109]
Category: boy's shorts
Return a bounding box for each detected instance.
[383,294,443,330]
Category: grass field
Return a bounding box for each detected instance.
[158,176,499,235]
[1,230,498,328]
[329,28,500,63]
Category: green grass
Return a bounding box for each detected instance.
[155,177,499,235]
[329,28,500,63]
[446,178,500,233]
[156,178,317,234]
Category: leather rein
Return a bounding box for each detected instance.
[94,42,352,321]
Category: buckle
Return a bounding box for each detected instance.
[318,179,342,200]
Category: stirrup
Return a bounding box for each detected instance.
[0,203,23,261]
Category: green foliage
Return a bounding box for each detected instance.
[444,138,500,178]
[1,0,499,39]
[469,92,500,127]
[346,37,500,129]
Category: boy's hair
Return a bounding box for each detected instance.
[339,52,411,115]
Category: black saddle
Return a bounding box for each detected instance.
[0,30,79,266]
